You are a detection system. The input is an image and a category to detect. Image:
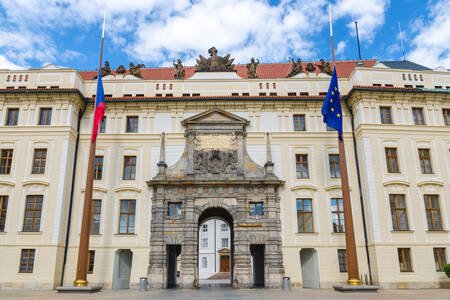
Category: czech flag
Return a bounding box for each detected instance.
[91,69,105,142]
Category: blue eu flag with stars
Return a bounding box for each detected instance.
[321,66,343,140]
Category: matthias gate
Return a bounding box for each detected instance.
[147,108,284,288]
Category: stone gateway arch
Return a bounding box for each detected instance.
[147,108,284,289]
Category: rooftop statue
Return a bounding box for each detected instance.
[196,47,235,72]
[129,62,145,78]
[316,59,333,75]
[305,62,316,73]
[116,64,126,74]
[287,57,303,77]
[173,58,186,79]
[247,57,259,79]
[94,61,112,79]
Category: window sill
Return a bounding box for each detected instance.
[114,233,137,236]
[90,233,102,236]
[18,231,43,235]
[331,232,345,234]
[426,230,448,233]
[391,230,414,233]
[296,232,318,235]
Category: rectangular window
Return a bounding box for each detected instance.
[398,248,413,272]
[6,108,19,126]
[412,107,425,125]
[168,202,182,216]
[94,156,103,180]
[249,202,263,216]
[0,195,8,232]
[201,238,208,248]
[119,200,135,234]
[88,250,95,274]
[293,114,306,131]
[443,109,450,126]
[380,106,392,124]
[433,248,447,272]
[100,116,106,133]
[418,149,433,174]
[202,257,207,268]
[19,249,35,273]
[337,249,348,272]
[90,199,101,234]
[39,108,52,125]
[122,156,136,180]
[32,149,47,174]
[202,224,208,232]
[0,149,13,174]
[385,148,400,173]
[222,238,228,248]
[126,116,138,133]
[295,197,313,232]
[331,198,345,233]
[23,195,43,232]
[424,195,443,231]
[329,154,340,178]
[221,224,228,231]
[389,194,409,231]
[295,154,309,179]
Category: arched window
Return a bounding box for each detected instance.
[202,257,207,269]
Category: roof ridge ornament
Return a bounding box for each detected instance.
[195,47,235,72]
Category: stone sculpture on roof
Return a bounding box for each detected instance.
[247,57,259,79]
[305,62,316,73]
[287,57,303,77]
[129,62,145,78]
[173,58,186,79]
[94,61,112,79]
[316,59,333,75]
[196,47,235,72]
[116,64,126,74]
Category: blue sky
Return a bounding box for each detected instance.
[0,0,448,71]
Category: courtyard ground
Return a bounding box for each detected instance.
[0,287,449,300]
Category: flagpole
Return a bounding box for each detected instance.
[328,2,361,286]
[73,12,106,287]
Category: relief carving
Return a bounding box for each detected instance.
[194,149,238,174]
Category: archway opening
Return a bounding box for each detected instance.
[198,207,234,288]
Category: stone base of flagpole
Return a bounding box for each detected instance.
[333,282,379,293]
[56,285,102,293]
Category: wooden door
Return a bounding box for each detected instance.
[220,255,230,272]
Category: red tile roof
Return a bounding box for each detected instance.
[79,59,376,81]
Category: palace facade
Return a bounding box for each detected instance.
[0,52,449,290]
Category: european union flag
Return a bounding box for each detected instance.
[321,66,343,140]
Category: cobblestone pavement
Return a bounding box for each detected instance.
[1,287,449,300]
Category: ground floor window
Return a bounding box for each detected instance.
[202,257,207,269]
[433,248,447,272]
[88,250,95,274]
[19,249,35,273]
[398,248,413,272]
[337,249,347,272]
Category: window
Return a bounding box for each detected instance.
[380,106,392,124]
[202,224,208,232]
[329,154,340,178]
[389,194,409,231]
[122,156,136,180]
[0,149,13,174]
[412,107,425,125]
[119,200,135,234]
[249,202,263,216]
[100,116,106,133]
[296,199,313,232]
[32,149,47,174]
[90,200,101,234]
[94,156,103,180]
[39,108,52,125]
[418,149,432,174]
[337,249,347,272]
[6,108,19,125]
[331,198,345,233]
[295,154,309,179]
[398,248,413,272]
[221,223,228,231]
[201,238,208,248]
[19,249,35,273]
[202,257,207,268]
[126,116,138,133]
[443,109,450,126]
[424,195,443,231]
[0,196,8,231]
[222,238,228,248]
[88,250,95,274]
[293,114,306,131]
[168,202,182,216]
[433,248,447,272]
[23,195,43,232]
[385,148,400,173]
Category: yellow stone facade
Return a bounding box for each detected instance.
[0,61,449,290]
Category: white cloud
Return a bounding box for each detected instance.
[334,0,390,42]
[0,54,24,70]
[336,41,346,55]
[409,0,450,68]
